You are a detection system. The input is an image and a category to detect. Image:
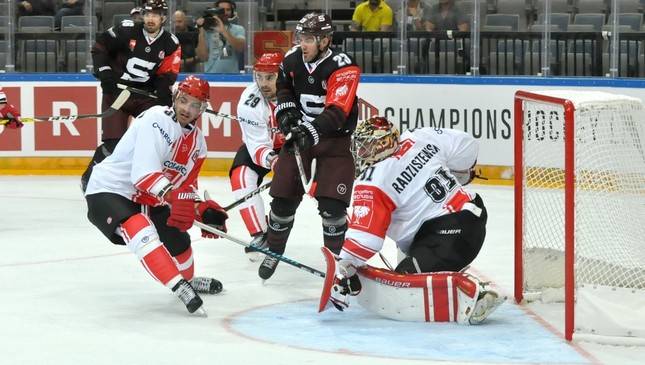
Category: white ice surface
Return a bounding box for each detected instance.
[0,176,643,365]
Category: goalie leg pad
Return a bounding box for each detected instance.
[121,213,181,288]
[230,165,267,235]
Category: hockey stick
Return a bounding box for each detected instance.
[293,149,317,196]
[116,83,158,99]
[193,220,326,278]
[0,87,132,125]
[221,182,272,211]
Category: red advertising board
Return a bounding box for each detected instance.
[34,86,99,151]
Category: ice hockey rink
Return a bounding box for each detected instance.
[1,176,643,365]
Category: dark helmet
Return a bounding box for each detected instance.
[143,0,168,15]
[295,12,333,38]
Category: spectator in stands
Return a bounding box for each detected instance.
[54,0,84,30]
[130,7,144,23]
[16,0,55,17]
[424,0,469,31]
[196,0,245,73]
[174,9,199,72]
[395,0,426,31]
[350,0,393,32]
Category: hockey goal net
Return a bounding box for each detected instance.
[514,90,645,344]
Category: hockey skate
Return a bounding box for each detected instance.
[244,232,268,262]
[190,277,223,294]
[172,279,206,316]
[469,289,506,325]
[258,255,280,280]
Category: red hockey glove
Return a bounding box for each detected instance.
[196,199,228,239]
[166,187,198,232]
[3,110,23,129]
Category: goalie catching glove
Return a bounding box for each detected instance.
[196,192,228,239]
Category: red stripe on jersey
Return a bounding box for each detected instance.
[423,286,431,322]
[135,172,165,195]
[181,157,204,191]
[432,275,450,322]
[349,184,396,238]
[168,130,201,189]
[121,213,152,242]
[156,46,181,75]
[342,238,377,262]
[445,188,471,213]
[230,166,247,191]
[254,146,269,167]
[325,65,360,116]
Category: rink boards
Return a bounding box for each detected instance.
[2,74,645,180]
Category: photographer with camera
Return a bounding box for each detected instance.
[196,0,245,73]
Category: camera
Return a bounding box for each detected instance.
[202,7,226,30]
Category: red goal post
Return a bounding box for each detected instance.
[514,90,645,345]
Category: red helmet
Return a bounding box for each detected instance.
[177,75,210,102]
[253,52,284,73]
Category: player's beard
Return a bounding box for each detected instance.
[144,21,161,35]
[259,88,275,100]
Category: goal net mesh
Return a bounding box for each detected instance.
[521,91,645,297]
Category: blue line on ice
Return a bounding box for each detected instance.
[230,299,588,363]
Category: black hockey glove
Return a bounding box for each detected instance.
[275,102,302,135]
[285,122,320,153]
[97,69,119,96]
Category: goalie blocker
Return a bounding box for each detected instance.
[319,247,505,324]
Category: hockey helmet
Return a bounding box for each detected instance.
[295,12,333,38]
[253,52,284,73]
[177,75,210,103]
[143,0,168,15]
[351,116,400,175]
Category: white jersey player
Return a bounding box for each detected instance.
[228,52,285,261]
[319,116,504,324]
[85,76,229,315]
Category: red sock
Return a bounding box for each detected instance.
[174,247,195,281]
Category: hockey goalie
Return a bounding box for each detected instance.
[319,117,505,324]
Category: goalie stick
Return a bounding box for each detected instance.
[0,84,150,125]
[194,220,326,278]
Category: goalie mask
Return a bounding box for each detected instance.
[351,116,400,176]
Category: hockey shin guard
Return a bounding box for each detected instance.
[121,214,182,288]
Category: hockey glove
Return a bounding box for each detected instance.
[328,258,362,311]
[285,122,320,153]
[97,69,119,96]
[196,199,228,239]
[4,112,23,129]
[166,187,198,232]
[275,102,302,135]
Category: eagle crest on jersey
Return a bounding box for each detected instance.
[352,116,401,176]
